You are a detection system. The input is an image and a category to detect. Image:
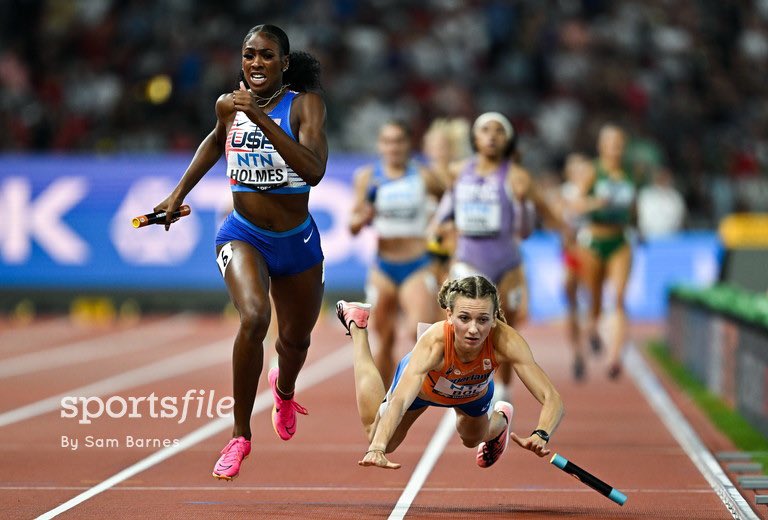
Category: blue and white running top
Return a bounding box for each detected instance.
[369,161,429,239]
[225,90,309,194]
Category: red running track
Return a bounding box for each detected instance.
[0,311,761,519]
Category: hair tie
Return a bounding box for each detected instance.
[472,112,514,141]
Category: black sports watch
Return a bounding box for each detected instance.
[531,429,550,442]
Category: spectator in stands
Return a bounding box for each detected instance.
[637,167,686,239]
[1,1,765,226]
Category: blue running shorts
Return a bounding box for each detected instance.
[215,210,324,277]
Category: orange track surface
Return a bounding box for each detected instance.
[0,312,760,519]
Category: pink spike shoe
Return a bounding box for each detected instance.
[212,436,251,480]
[476,401,514,468]
[269,367,308,440]
[335,300,371,335]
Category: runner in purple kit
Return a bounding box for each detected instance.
[431,112,566,403]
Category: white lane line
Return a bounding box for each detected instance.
[35,343,353,520]
[0,314,193,379]
[388,409,455,520]
[626,345,758,520]
[0,338,232,428]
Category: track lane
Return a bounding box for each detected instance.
[0,316,760,519]
[405,324,742,519]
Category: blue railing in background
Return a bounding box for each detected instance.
[0,155,722,320]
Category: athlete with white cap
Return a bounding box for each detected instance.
[430,112,566,403]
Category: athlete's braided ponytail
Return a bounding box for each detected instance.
[437,279,461,311]
[437,275,506,323]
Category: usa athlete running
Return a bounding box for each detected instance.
[336,275,564,469]
[153,24,327,480]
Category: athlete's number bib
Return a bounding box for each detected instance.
[227,117,289,189]
[433,376,490,400]
[454,181,502,235]
[595,179,635,208]
[375,177,421,222]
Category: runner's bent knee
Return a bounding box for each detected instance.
[458,430,483,448]
[237,300,271,342]
[276,332,312,353]
[456,415,485,448]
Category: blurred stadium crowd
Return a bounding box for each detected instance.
[1,0,767,226]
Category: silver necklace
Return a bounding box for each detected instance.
[255,84,289,108]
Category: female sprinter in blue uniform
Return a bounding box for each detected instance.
[348,121,445,385]
[336,275,564,470]
[154,24,327,480]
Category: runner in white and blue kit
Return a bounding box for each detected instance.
[348,121,446,386]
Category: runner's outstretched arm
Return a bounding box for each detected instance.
[360,329,443,469]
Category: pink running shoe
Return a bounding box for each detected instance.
[212,436,251,480]
[335,300,371,335]
[476,401,514,468]
[269,367,308,441]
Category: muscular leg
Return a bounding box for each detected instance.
[398,267,440,344]
[605,243,632,375]
[368,269,398,386]
[385,407,427,452]
[348,324,387,438]
[564,264,585,379]
[347,323,427,449]
[578,245,606,352]
[455,407,508,448]
[270,261,324,399]
[265,296,279,368]
[565,266,581,350]
[219,241,271,440]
